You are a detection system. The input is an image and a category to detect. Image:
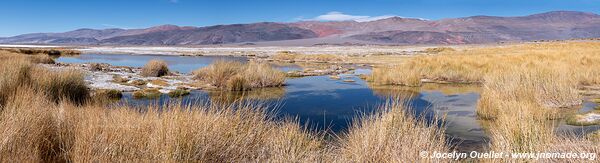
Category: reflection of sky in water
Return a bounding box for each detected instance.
[279,75,432,132]
[420,91,488,150]
[57,53,248,74]
[60,53,554,150]
[119,74,434,132]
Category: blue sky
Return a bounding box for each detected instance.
[1,0,599,37]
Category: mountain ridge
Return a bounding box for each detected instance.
[1,11,599,45]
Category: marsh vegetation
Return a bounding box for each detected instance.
[368,42,600,161]
[1,42,599,162]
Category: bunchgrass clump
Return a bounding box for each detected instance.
[31,68,90,105]
[141,59,169,77]
[193,61,285,91]
[93,89,123,100]
[112,75,129,83]
[29,55,55,64]
[272,52,342,63]
[132,88,162,99]
[0,58,89,106]
[129,80,147,86]
[335,101,449,162]
[168,89,190,97]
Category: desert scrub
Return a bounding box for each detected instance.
[141,59,169,77]
[168,89,190,97]
[132,88,162,99]
[193,61,285,91]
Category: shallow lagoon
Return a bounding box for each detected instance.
[57,53,599,151]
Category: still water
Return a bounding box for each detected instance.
[57,53,598,151]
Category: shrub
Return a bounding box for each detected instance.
[141,60,169,77]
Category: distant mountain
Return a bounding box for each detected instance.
[1,11,600,45]
[99,23,318,45]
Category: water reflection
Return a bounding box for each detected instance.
[207,87,286,105]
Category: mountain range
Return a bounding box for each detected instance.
[2,11,600,45]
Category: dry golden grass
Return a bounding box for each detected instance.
[334,101,449,162]
[31,68,90,105]
[367,41,600,161]
[273,51,342,63]
[0,90,453,162]
[477,67,580,119]
[193,61,286,91]
[29,55,56,64]
[368,66,423,86]
[0,55,451,161]
[423,47,455,54]
[369,42,600,86]
[132,88,162,99]
[141,59,169,77]
[0,48,57,65]
[0,90,327,162]
[0,58,88,106]
[0,47,80,56]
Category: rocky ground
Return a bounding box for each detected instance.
[44,63,201,93]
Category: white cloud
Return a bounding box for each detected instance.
[303,12,428,22]
[308,12,394,22]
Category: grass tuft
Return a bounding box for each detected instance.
[132,88,162,99]
[193,61,285,91]
[141,59,169,77]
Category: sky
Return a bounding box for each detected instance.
[0,0,599,37]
